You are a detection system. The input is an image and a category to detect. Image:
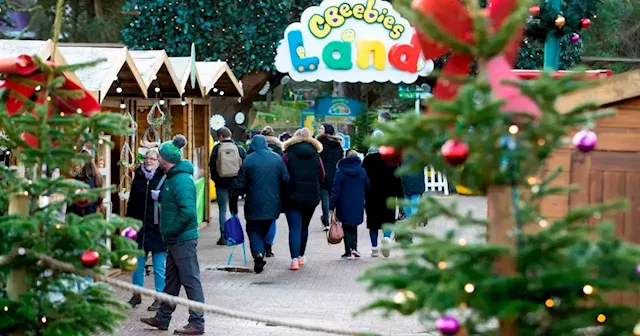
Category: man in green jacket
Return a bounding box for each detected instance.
[140,135,205,335]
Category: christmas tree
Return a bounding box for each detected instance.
[0,2,138,334]
[362,0,640,335]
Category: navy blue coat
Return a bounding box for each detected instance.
[329,156,370,226]
[401,158,425,196]
[230,135,290,221]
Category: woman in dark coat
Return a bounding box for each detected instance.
[330,150,369,259]
[317,123,344,231]
[362,131,404,258]
[126,148,167,311]
[282,128,325,271]
[67,151,103,217]
[261,126,284,257]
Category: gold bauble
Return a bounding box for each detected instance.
[120,254,138,272]
[555,15,566,28]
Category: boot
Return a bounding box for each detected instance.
[128,294,142,307]
[147,299,162,311]
[265,244,274,257]
[174,324,205,335]
[254,254,266,274]
[216,237,226,246]
[140,317,168,330]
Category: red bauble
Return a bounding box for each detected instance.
[581,18,591,29]
[80,249,100,268]
[441,139,469,166]
[529,5,540,16]
[379,145,403,165]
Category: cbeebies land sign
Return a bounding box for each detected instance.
[275,0,434,84]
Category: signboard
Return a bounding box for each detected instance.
[398,84,432,99]
[337,132,351,150]
[301,108,316,133]
[275,0,434,84]
[315,96,363,117]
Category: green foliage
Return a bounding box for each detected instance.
[121,0,320,77]
[363,1,640,334]
[0,57,137,334]
[352,110,377,154]
[252,101,308,128]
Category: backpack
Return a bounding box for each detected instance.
[224,215,245,246]
[216,142,242,178]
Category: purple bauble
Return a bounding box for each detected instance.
[436,316,460,336]
[570,33,580,44]
[121,227,137,240]
[636,264,640,274]
[572,130,597,153]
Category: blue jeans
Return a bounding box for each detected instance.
[369,229,392,248]
[267,220,276,245]
[320,189,330,226]
[216,188,229,236]
[246,220,273,257]
[132,251,167,292]
[403,193,421,218]
[286,207,315,259]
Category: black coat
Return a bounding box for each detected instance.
[330,156,370,226]
[362,153,404,231]
[247,136,284,157]
[67,173,98,217]
[230,135,290,221]
[126,166,167,252]
[401,158,426,196]
[282,136,324,209]
[209,139,247,189]
[317,134,344,190]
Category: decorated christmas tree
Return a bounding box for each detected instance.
[362,0,640,335]
[0,2,138,334]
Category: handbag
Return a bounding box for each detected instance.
[327,211,344,245]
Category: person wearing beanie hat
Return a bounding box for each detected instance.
[141,135,206,335]
[259,125,284,157]
[316,123,344,231]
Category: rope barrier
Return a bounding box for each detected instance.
[0,251,382,336]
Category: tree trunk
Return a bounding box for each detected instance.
[85,0,95,20]
[333,82,361,99]
[93,0,104,20]
[211,70,271,141]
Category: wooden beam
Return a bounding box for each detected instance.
[556,70,640,113]
[582,56,640,63]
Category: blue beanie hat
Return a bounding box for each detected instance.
[159,135,187,164]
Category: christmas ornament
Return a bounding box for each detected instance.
[636,264,640,274]
[581,18,592,29]
[0,54,37,75]
[121,227,138,240]
[411,0,523,102]
[393,290,418,315]
[632,321,640,335]
[379,145,403,165]
[572,130,597,153]
[441,139,469,166]
[529,5,540,16]
[555,15,566,28]
[436,316,460,336]
[81,249,100,268]
[120,254,138,272]
[570,34,581,44]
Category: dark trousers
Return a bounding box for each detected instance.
[343,225,358,253]
[285,206,315,258]
[246,219,273,258]
[156,239,205,329]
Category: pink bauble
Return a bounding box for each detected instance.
[572,130,597,153]
[436,316,460,336]
[121,227,138,240]
[570,33,580,44]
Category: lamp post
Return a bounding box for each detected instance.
[543,0,561,70]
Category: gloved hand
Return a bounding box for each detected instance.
[151,190,160,201]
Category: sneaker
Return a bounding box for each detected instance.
[371,247,379,258]
[147,300,161,311]
[381,237,391,258]
[254,254,266,274]
[140,317,169,331]
[290,259,300,270]
[216,237,226,246]
[174,324,205,335]
[341,253,351,260]
[351,250,361,259]
[128,294,142,307]
[298,256,306,266]
[323,225,330,232]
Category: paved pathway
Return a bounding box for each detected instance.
[110,195,487,336]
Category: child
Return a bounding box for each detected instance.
[330,149,370,259]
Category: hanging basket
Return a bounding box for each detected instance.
[140,127,161,148]
[118,174,132,201]
[119,142,135,169]
[147,102,166,129]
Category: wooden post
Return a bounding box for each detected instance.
[7,167,28,336]
[487,185,518,335]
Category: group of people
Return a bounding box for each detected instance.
[208,123,425,273]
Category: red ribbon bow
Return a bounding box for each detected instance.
[411,0,524,101]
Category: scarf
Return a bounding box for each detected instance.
[141,164,158,180]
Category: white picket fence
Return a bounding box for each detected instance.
[425,166,449,195]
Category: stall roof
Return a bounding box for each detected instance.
[130,50,182,99]
[0,39,85,92]
[195,61,244,98]
[58,44,147,102]
[168,56,206,97]
[556,70,640,113]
